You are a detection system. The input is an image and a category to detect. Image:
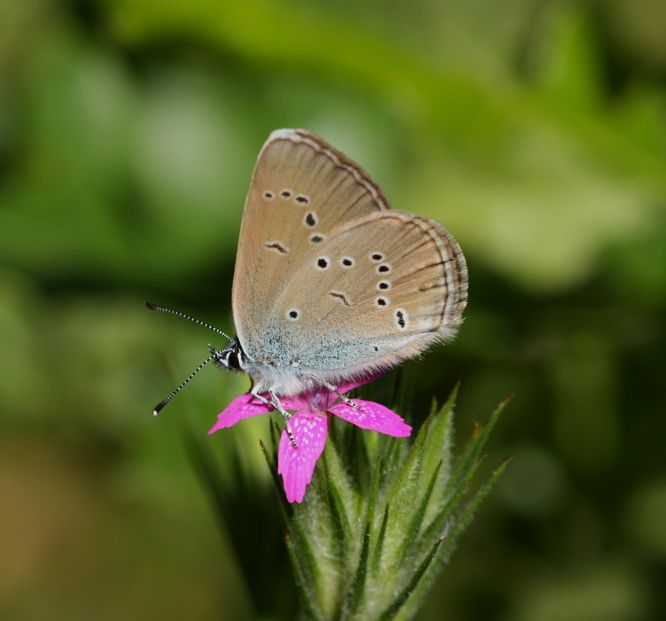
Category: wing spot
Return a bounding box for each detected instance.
[287,309,300,321]
[295,194,310,205]
[378,280,391,290]
[310,234,324,244]
[263,191,275,201]
[304,212,318,227]
[377,263,391,274]
[264,241,288,254]
[329,291,352,307]
[375,296,389,307]
[395,309,408,329]
[374,346,379,352]
[370,252,384,262]
[316,256,330,270]
[280,189,292,199]
[340,256,355,268]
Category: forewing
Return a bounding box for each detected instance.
[270,210,468,380]
[232,129,390,356]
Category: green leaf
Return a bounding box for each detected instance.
[338,519,371,621]
[370,503,390,578]
[419,395,510,548]
[386,417,429,505]
[377,536,444,621]
[259,440,286,509]
[323,447,354,562]
[401,459,511,621]
[439,458,511,561]
[421,382,458,504]
[284,533,325,621]
[419,456,483,548]
[443,395,511,500]
[397,459,443,563]
[535,5,603,111]
[259,440,324,612]
[340,459,382,620]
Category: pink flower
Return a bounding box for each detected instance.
[208,381,412,503]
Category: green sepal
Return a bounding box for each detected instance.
[377,536,444,621]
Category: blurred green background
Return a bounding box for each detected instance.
[1,0,665,619]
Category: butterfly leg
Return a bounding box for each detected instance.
[332,389,364,411]
[269,390,298,449]
[250,384,298,448]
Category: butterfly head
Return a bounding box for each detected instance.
[211,339,247,373]
[146,302,251,415]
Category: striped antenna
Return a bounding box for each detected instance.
[152,351,216,416]
[145,302,233,342]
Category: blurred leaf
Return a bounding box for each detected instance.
[534,4,603,110]
[512,562,648,621]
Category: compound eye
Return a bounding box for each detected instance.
[225,349,241,370]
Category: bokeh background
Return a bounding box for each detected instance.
[1,1,665,620]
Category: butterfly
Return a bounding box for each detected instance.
[148,129,468,444]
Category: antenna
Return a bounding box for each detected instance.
[145,302,233,342]
[152,349,217,416]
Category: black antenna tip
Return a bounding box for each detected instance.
[152,397,170,416]
[145,301,159,311]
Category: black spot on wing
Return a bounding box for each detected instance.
[264,241,288,254]
[329,291,352,307]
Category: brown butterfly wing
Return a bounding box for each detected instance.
[268,210,468,383]
[232,129,390,358]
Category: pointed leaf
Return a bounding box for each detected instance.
[338,520,371,621]
[402,459,511,620]
[443,395,511,500]
[370,503,390,576]
[377,536,444,621]
[284,533,325,621]
[397,460,443,563]
[340,459,381,620]
[324,430,358,511]
[439,458,511,562]
[322,448,353,560]
[386,417,429,504]
[420,455,484,546]
[382,433,407,474]
[420,396,509,550]
[422,384,458,504]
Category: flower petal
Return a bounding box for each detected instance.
[208,393,272,435]
[280,395,308,411]
[278,412,328,503]
[336,379,368,395]
[330,399,412,437]
[336,373,385,396]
